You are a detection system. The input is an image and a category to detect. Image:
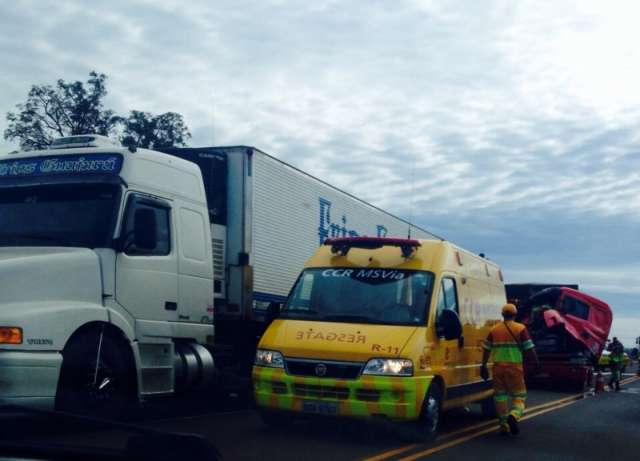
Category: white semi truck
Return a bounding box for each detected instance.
[0,135,439,415]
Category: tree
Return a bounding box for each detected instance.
[121,110,191,149]
[4,72,120,150]
[4,72,191,151]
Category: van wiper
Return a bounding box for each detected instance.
[322,314,382,324]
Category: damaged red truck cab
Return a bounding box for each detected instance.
[508,285,613,391]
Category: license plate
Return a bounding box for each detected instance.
[302,400,338,416]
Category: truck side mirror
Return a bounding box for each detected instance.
[438,309,463,340]
[134,208,157,250]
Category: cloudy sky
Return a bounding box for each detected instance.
[2,0,639,344]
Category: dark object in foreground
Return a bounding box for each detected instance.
[0,405,221,461]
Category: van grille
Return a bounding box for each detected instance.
[285,359,363,379]
[293,384,349,400]
[356,389,381,402]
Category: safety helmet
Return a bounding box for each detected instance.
[501,303,518,316]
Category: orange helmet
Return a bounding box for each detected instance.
[502,303,518,316]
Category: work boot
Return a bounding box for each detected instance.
[615,382,621,392]
[499,425,510,436]
[507,415,520,436]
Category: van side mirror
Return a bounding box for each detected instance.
[266,302,282,324]
[438,309,463,340]
[134,208,157,250]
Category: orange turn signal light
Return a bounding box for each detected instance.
[0,327,23,344]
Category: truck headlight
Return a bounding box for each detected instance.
[363,358,413,376]
[255,349,284,368]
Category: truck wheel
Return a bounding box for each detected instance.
[56,330,136,419]
[480,395,496,419]
[571,369,593,393]
[398,382,443,443]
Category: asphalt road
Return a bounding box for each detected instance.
[4,371,638,460]
[402,375,640,461]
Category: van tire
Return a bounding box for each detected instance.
[56,330,136,419]
[398,381,443,443]
[480,395,496,418]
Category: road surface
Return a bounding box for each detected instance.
[5,370,638,460]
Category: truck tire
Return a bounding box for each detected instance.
[570,369,593,393]
[480,395,496,418]
[56,330,136,419]
[398,381,443,443]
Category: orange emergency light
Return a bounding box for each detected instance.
[0,327,23,344]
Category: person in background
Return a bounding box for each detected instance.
[481,303,540,436]
[608,337,624,391]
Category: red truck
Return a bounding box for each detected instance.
[506,284,613,391]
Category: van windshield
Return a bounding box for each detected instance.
[281,268,434,326]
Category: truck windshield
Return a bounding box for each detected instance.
[282,268,434,326]
[0,183,121,248]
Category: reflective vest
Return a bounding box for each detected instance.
[610,342,624,364]
[483,321,535,369]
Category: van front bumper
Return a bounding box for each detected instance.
[0,350,62,410]
[253,366,432,421]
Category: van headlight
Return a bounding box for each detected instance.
[255,349,285,368]
[362,358,413,376]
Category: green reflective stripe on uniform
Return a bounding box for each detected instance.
[492,346,523,364]
[494,394,509,402]
[522,340,534,351]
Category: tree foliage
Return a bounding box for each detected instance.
[4,72,191,150]
[121,111,191,149]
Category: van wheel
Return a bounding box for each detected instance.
[480,395,496,418]
[398,382,443,443]
[56,330,136,419]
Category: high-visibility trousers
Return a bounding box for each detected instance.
[610,361,621,383]
[493,365,527,427]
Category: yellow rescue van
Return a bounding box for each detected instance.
[253,237,505,441]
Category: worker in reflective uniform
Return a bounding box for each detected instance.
[481,303,539,436]
[608,337,624,391]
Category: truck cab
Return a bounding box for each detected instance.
[253,237,505,441]
[0,135,215,415]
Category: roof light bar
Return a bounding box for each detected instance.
[324,237,421,258]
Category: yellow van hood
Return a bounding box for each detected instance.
[260,319,419,362]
